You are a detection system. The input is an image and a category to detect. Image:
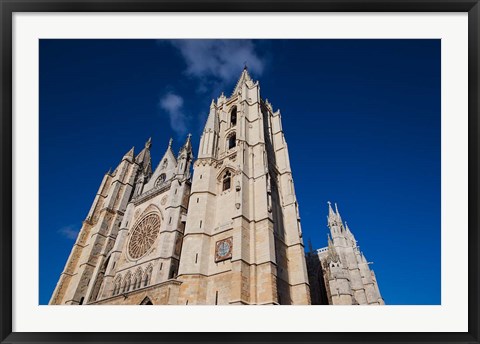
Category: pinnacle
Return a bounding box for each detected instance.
[145,137,152,149]
[179,134,192,153]
[231,68,253,97]
[328,201,335,218]
[124,146,135,159]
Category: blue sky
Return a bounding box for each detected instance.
[40,39,440,305]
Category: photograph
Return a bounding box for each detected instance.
[40,39,441,306]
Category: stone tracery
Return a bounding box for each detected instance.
[128,213,161,260]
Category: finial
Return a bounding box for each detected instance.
[124,146,135,159]
[328,201,335,215]
[210,99,215,109]
[335,202,339,214]
[243,61,248,70]
[145,137,152,149]
[187,133,192,139]
[168,137,173,148]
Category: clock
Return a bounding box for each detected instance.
[215,237,233,262]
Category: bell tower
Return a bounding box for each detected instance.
[177,68,311,305]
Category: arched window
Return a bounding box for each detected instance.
[144,274,149,287]
[144,265,153,287]
[133,268,143,290]
[222,171,231,191]
[228,133,236,150]
[230,106,237,126]
[113,276,122,296]
[122,273,131,293]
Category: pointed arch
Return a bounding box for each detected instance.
[140,204,163,220]
[89,272,104,302]
[133,267,143,290]
[226,131,236,150]
[143,264,153,287]
[215,165,237,181]
[113,275,122,296]
[230,106,237,127]
[216,166,237,193]
[140,296,153,305]
[222,170,232,191]
[122,272,132,293]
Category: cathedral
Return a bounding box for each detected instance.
[49,69,384,306]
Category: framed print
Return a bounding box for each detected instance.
[1,1,479,344]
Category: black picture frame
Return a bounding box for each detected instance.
[1,1,478,343]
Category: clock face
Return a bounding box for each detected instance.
[215,237,233,262]
[218,242,230,257]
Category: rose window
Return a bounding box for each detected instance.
[128,213,161,259]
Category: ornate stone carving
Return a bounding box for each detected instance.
[160,195,168,206]
[127,213,161,260]
[155,173,166,187]
[134,208,141,219]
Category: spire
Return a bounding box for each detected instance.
[123,146,135,161]
[135,138,153,176]
[328,201,335,217]
[176,134,193,180]
[203,102,219,134]
[156,137,177,172]
[231,67,253,96]
[335,202,343,225]
[327,201,337,227]
[164,137,175,157]
[179,133,192,156]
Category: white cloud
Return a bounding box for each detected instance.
[169,40,265,92]
[58,224,79,240]
[159,92,188,137]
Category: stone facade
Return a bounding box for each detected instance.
[306,202,384,305]
[49,69,383,306]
